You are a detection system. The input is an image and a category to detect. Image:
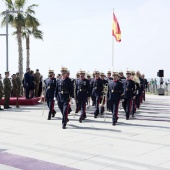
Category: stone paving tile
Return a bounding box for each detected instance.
[0,95,170,170]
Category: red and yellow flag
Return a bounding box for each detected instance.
[112,13,121,42]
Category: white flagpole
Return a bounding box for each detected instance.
[112,8,114,68]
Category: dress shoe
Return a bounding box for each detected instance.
[75,109,79,113]
[112,122,116,126]
[47,117,51,120]
[82,115,87,120]
[62,125,66,129]
[79,118,82,123]
[94,115,97,118]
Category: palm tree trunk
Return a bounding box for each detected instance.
[17,26,23,81]
[26,35,30,69]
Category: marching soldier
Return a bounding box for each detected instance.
[75,72,80,112]
[12,74,19,108]
[141,74,148,101]
[119,71,126,81]
[108,72,123,125]
[106,70,113,81]
[136,71,144,108]
[45,70,56,120]
[0,74,4,110]
[91,71,103,118]
[44,70,56,119]
[100,72,108,114]
[91,71,97,106]
[123,71,135,120]
[34,69,40,97]
[131,71,140,117]
[86,73,92,108]
[3,71,12,109]
[66,70,74,114]
[55,67,74,129]
[75,70,91,123]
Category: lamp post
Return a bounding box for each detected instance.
[0,10,23,72]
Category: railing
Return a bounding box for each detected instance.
[147,84,170,95]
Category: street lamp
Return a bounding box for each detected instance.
[0,10,23,72]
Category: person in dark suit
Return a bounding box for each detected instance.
[75,70,91,123]
[24,68,31,99]
[30,70,35,98]
[55,67,74,129]
[108,72,123,125]
[91,71,103,118]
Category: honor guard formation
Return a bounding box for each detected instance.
[43,67,148,129]
[0,68,148,129]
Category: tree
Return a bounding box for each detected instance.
[1,1,43,80]
[1,0,25,80]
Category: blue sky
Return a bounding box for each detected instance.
[0,0,170,78]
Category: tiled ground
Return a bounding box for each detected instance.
[0,95,170,170]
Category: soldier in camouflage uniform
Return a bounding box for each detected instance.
[34,69,40,97]
[0,74,4,110]
[16,73,21,97]
[12,74,19,108]
[3,72,12,109]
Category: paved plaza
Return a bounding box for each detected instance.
[0,95,170,170]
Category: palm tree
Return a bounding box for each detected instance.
[17,4,43,69]
[1,0,25,80]
[1,1,42,80]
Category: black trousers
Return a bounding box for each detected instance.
[110,100,119,122]
[58,100,70,126]
[94,96,100,116]
[25,86,30,99]
[124,98,132,118]
[77,98,86,119]
[46,98,54,119]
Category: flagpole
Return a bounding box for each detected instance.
[112,8,114,68]
[112,33,114,68]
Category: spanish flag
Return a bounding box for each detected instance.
[112,13,121,42]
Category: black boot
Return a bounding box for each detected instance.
[47,112,51,120]
[52,109,56,117]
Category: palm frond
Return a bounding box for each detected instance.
[32,29,43,40]
[26,4,38,15]
[14,0,26,10]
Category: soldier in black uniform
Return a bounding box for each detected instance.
[86,73,92,108]
[75,72,80,112]
[75,70,90,123]
[44,70,56,120]
[55,67,74,129]
[119,71,126,81]
[91,71,103,118]
[90,71,96,106]
[136,71,144,108]
[106,70,113,81]
[123,71,135,120]
[100,72,108,114]
[108,72,123,125]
